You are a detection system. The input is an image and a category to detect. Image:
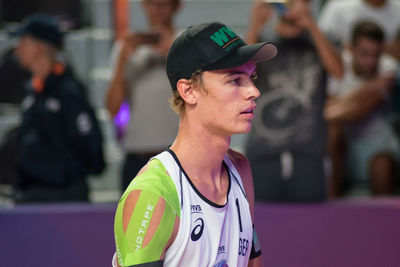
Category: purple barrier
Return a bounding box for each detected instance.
[255,198,400,267]
[1,199,400,267]
[0,203,116,267]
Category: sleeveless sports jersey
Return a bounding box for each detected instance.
[157,150,253,267]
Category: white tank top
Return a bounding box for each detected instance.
[155,150,253,267]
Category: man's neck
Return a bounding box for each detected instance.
[170,118,231,184]
[170,125,231,205]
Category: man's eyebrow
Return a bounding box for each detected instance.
[222,70,251,77]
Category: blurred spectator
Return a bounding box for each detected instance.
[319,0,400,60]
[106,0,181,191]
[245,0,343,202]
[325,21,399,197]
[10,14,105,203]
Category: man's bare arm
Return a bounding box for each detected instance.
[325,75,395,123]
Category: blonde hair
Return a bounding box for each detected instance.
[169,70,205,114]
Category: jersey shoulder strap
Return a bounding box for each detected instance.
[223,154,247,198]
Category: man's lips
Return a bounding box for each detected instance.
[240,106,256,114]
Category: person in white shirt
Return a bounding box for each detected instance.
[106,0,182,191]
[325,20,399,196]
[319,0,400,60]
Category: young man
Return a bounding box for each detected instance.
[106,0,182,191]
[325,21,399,196]
[113,22,277,266]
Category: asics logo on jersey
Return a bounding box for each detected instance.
[191,218,204,241]
[213,259,229,267]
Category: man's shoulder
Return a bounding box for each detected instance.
[121,158,180,211]
[226,149,255,210]
[227,149,248,165]
[226,149,251,179]
[135,158,171,180]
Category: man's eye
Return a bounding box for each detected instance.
[251,73,258,81]
[230,78,242,85]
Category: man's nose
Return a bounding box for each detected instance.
[247,82,260,100]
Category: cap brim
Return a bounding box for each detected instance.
[206,42,277,71]
[251,42,278,63]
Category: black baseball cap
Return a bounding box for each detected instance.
[166,22,277,91]
[9,14,63,48]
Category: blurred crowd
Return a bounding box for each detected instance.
[0,0,400,204]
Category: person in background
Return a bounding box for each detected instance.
[106,0,181,191]
[113,21,277,267]
[319,0,400,60]
[11,14,105,203]
[245,0,343,202]
[325,21,399,197]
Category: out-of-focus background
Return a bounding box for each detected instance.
[1,0,400,266]
[0,0,326,204]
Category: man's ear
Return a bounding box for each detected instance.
[176,79,197,105]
